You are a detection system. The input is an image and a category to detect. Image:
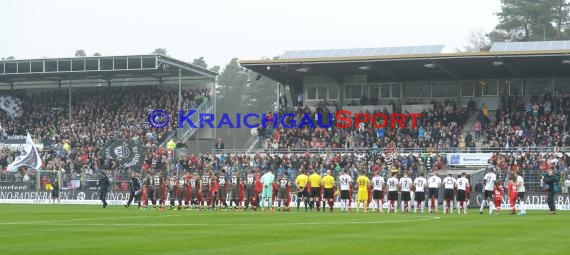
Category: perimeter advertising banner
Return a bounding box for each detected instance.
[2,182,569,210]
[447,153,492,166]
[0,182,130,205]
[467,192,570,210]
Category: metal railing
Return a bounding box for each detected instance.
[212,146,570,155]
[159,97,213,147]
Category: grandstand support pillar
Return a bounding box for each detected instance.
[277,83,280,110]
[68,78,72,121]
[195,126,200,153]
[213,78,217,141]
[177,68,182,141]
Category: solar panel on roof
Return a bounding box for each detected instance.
[490,40,570,52]
[279,45,445,59]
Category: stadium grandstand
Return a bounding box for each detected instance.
[1,42,569,206]
[237,40,570,193]
[0,54,217,189]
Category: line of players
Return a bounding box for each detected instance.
[125,168,524,215]
[131,169,275,211]
[478,169,527,215]
[329,169,472,214]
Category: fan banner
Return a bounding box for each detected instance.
[98,140,146,169]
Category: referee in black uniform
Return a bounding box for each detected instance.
[125,172,142,208]
[97,171,110,208]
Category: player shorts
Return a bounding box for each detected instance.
[494,199,502,208]
[517,192,525,202]
[191,189,199,200]
[388,191,398,201]
[372,190,383,200]
[310,187,321,198]
[456,190,467,201]
[444,189,455,200]
[297,187,309,198]
[262,187,272,198]
[323,188,334,199]
[340,190,350,200]
[414,192,425,202]
[277,188,289,200]
[201,190,211,200]
[484,190,493,200]
[401,191,411,201]
[218,187,227,200]
[357,189,368,201]
[428,188,439,199]
[230,187,240,200]
[245,186,255,198]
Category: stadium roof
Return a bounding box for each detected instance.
[0,55,217,88]
[280,45,444,59]
[240,42,570,84]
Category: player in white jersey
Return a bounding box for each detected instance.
[480,169,497,214]
[338,169,353,212]
[442,173,456,214]
[386,172,399,213]
[413,173,427,213]
[516,173,526,215]
[370,171,385,213]
[399,171,413,213]
[427,171,442,213]
[455,172,470,214]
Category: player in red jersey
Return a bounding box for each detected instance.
[229,172,243,211]
[253,171,263,211]
[217,169,229,210]
[183,172,192,210]
[276,173,291,211]
[507,174,518,215]
[159,174,168,210]
[493,181,503,215]
[141,174,150,209]
[210,173,220,210]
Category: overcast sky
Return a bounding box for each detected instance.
[2,0,501,68]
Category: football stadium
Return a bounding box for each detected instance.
[1,1,570,255]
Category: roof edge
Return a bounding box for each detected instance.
[240,50,570,65]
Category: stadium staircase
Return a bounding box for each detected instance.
[159,98,215,147]
[461,113,482,147]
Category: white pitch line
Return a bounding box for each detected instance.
[0,214,178,225]
[1,216,440,227]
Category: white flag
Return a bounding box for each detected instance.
[7,133,43,172]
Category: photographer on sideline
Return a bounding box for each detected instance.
[542,170,559,214]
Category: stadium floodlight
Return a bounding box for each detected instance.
[357,65,371,71]
[423,63,436,68]
[296,67,310,73]
[492,61,504,66]
[562,59,570,64]
[266,66,271,70]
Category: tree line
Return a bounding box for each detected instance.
[462,0,570,52]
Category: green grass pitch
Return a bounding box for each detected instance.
[0,204,567,255]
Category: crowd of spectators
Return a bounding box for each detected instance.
[257,99,469,151]
[475,94,570,150]
[0,86,211,188]
[3,88,570,194]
